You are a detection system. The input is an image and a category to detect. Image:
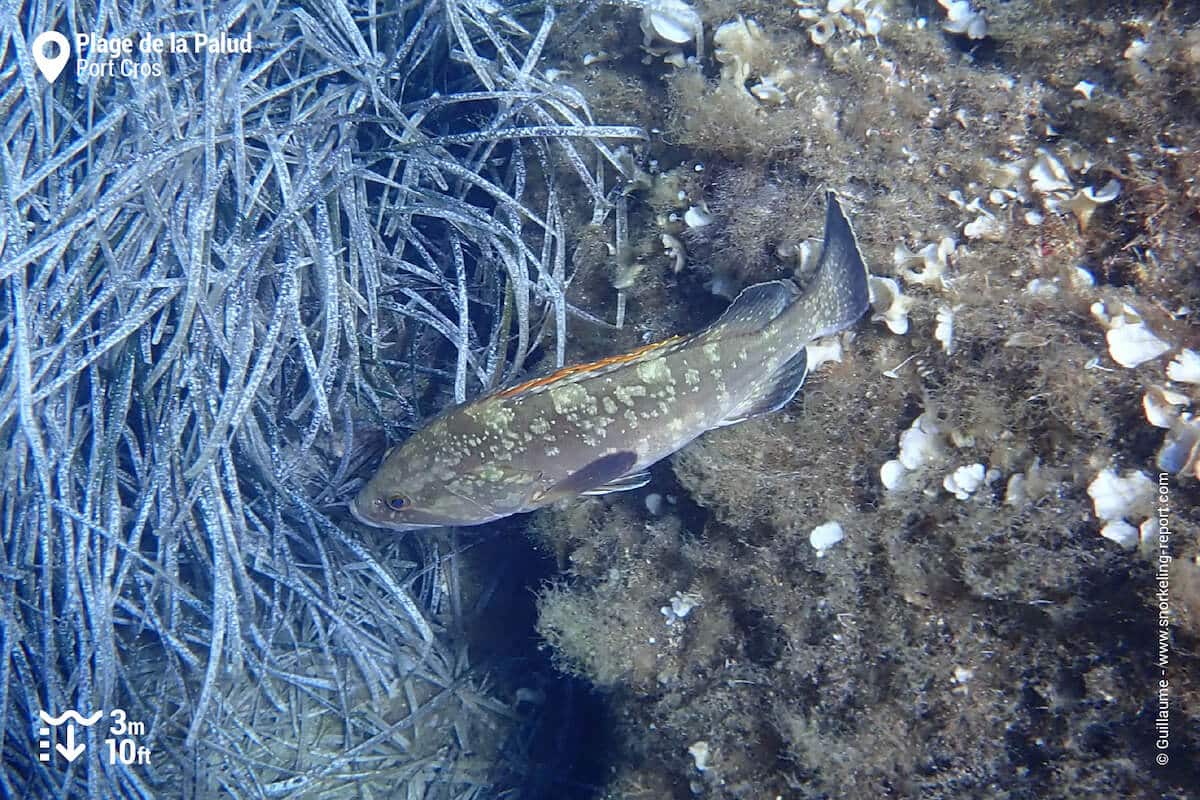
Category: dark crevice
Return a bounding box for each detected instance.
[458,524,614,799]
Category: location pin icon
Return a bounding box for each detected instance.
[32,31,70,83]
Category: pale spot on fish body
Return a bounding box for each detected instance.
[636,359,672,384]
[703,343,722,362]
[616,384,648,406]
[487,407,515,431]
[550,383,589,415]
[477,464,504,481]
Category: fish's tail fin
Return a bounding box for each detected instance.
[782,192,871,343]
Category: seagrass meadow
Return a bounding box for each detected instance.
[1,0,641,796]
[3,0,1200,799]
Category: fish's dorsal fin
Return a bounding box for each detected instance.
[581,470,651,496]
[534,451,639,503]
[717,347,809,426]
[496,336,686,399]
[703,280,800,339]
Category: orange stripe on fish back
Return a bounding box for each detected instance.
[496,335,686,398]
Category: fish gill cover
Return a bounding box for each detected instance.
[0,0,640,796]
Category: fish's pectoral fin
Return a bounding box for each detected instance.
[581,470,651,496]
[702,280,799,339]
[533,451,640,503]
[717,347,809,427]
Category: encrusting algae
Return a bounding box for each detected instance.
[520,1,1200,797]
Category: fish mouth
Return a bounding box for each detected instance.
[348,495,372,527]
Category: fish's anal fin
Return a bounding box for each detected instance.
[581,470,651,496]
[535,451,640,503]
[717,347,809,427]
[703,280,799,339]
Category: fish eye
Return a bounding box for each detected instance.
[387,495,409,511]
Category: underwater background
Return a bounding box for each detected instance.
[1,0,1197,797]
